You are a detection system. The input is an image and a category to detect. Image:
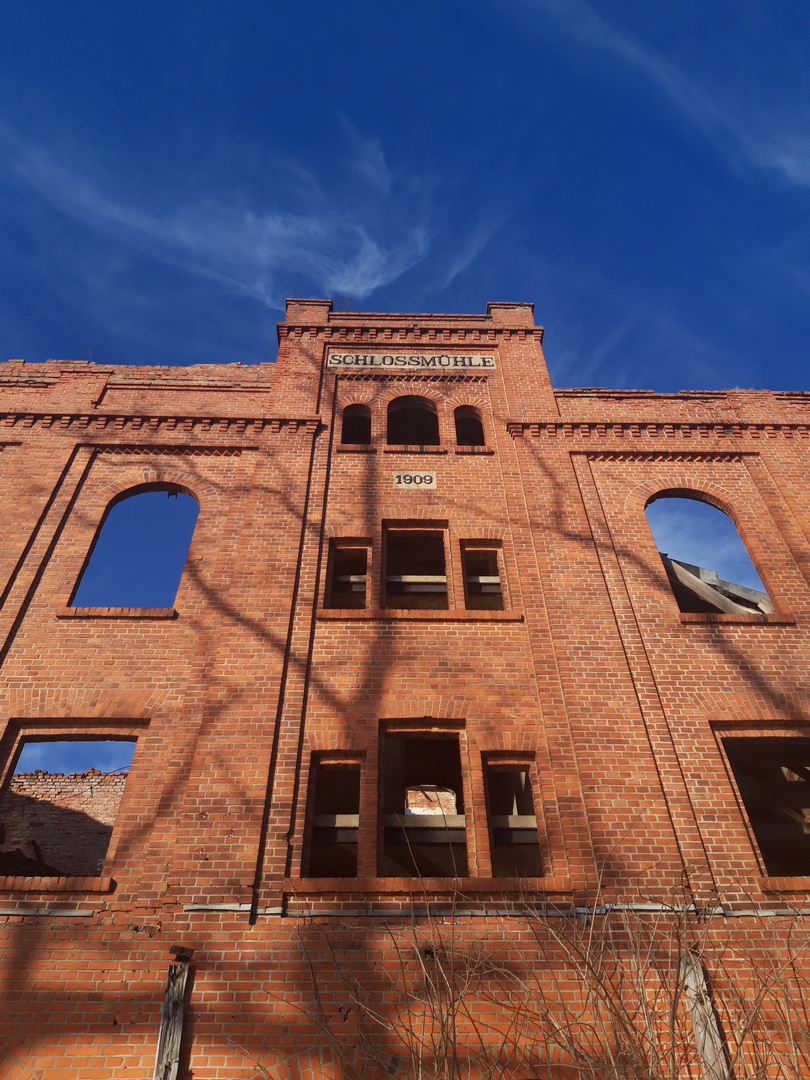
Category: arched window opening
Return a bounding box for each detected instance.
[71,486,200,609]
[341,404,371,445]
[387,396,440,446]
[454,405,485,446]
[645,494,773,614]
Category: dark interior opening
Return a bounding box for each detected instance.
[328,543,368,609]
[486,764,543,877]
[381,733,467,877]
[385,529,448,610]
[305,761,361,877]
[387,396,440,445]
[341,404,371,445]
[462,547,504,610]
[723,737,810,876]
[454,406,485,446]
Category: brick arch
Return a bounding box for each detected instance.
[445,391,489,409]
[474,729,540,752]
[335,388,378,408]
[378,385,445,409]
[90,462,223,516]
[306,729,372,752]
[5,684,167,721]
[377,697,472,722]
[623,475,757,527]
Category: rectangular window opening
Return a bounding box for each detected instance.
[304,759,361,877]
[381,732,467,877]
[486,762,543,877]
[327,541,369,609]
[0,737,136,878]
[384,529,448,610]
[723,736,810,877]
[462,544,504,611]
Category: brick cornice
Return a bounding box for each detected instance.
[0,412,320,435]
[278,323,544,343]
[507,420,810,440]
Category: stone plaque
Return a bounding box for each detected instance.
[392,471,437,490]
[328,352,496,370]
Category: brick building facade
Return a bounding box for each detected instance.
[0,299,809,1077]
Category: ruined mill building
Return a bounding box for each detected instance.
[1,299,810,1078]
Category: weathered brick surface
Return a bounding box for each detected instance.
[0,300,809,1076]
[0,770,128,876]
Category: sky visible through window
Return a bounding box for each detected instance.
[646,498,765,591]
[15,740,136,775]
[72,490,199,608]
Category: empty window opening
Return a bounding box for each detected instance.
[304,759,361,878]
[454,406,485,446]
[385,529,448,610]
[327,542,369,609]
[387,397,440,446]
[341,404,371,445]
[723,737,810,876]
[486,763,542,877]
[381,733,467,878]
[71,486,199,609]
[645,495,773,615]
[0,738,135,878]
[462,545,504,610]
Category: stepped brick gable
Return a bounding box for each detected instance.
[1,300,810,1077]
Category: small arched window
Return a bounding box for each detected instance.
[387,396,440,446]
[645,493,773,614]
[341,404,371,445]
[71,485,200,609]
[454,406,485,446]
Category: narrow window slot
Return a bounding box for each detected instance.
[341,404,371,445]
[305,760,361,877]
[485,764,542,877]
[384,529,448,610]
[381,733,467,877]
[328,543,369,609]
[462,546,504,611]
[454,406,485,446]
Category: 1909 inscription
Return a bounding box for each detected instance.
[393,472,437,489]
[329,353,495,370]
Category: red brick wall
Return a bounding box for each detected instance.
[0,301,809,1076]
[0,770,128,876]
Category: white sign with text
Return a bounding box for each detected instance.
[328,353,496,370]
[392,471,437,490]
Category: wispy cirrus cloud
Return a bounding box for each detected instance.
[0,119,432,309]
[503,0,810,187]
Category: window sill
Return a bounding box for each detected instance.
[678,611,795,625]
[288,875,571,895]
[56,606,178,619]
[762,876,810,893]
[317,607,523,622]
[335,444,375,453]
[0,874,114,893]
[383,445,448,454]
[454,446,494,455]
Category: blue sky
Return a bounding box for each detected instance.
[15,739,135,775]
[0,1,807,391]
[72,490,199,609]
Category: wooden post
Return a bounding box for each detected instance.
[153,957,191,1080]
[680,951,730,1080]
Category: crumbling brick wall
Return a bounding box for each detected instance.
[0,769,128,876]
